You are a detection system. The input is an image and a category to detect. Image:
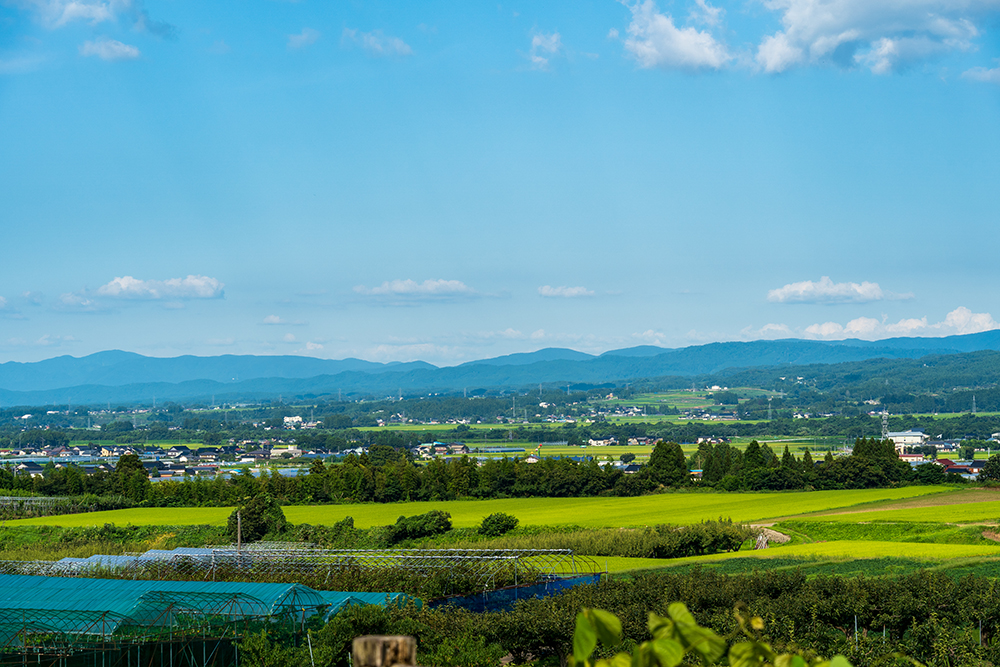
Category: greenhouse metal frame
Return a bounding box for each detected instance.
[1,546,600,592]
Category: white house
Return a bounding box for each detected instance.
[887,430,928,453]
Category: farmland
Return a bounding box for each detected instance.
[6,486,949,529]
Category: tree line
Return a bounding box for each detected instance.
[1,438,959,509]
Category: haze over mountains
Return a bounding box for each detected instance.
[2,330,1000,406]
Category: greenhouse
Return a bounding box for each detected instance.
[0,574,406,666]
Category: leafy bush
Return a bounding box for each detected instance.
[478,512,519,537]
[571,604,852,667]
[387,510,452,544]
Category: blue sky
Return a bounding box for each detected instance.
[1,0,998,365]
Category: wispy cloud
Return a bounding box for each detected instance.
[56,292,99,311]
[17,0,119,28]
[538,285,595,298]
[80,37,139,60]
[963,64,1000,83]
[341,28,412,57]
[756,0,994,74]
[287,27,319,50]
[741,323,793,339]
[262,315,285,325]
[15,0,177,36]
[620,0,730,70]
[528,31,562,70]
[0,54,47,74]
[354,279,477,302]
[95,275,224,300]
[767,277,910,304]
[2,334,77,348]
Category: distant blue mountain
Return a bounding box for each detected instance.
[599,345,676,358]
[2,330,1000,405]
[459,347,595,366]
[0,351,434,393]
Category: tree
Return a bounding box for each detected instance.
[647,441,687,486]
[744,441,764,470]
[781,445,794,469]
[980,454,1000,482]
[619,453,636,464]
[227,493,288,543]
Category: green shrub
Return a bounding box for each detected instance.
[387,510,452,544]
[478,512,519,537]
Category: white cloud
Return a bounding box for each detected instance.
[14,0,176,36]
[741,323,793,339]
[800,307,1000,340]
[689,0,723,27]
[283,333,296,343]
[529,31,562,70]
[262,315,284,325]
[767,276,910,304]
[341,28,412,57]
[942,306,999,334]
[0,55,47,74]
[354,279,476,301]
[287,27,319,50]
[34,334,76,347]
[16,0,120,27]
[608,27,620,39]
[95,275,224,299]
[57,292,98,311]
[621,0,730,70]
[304,341,323,351]
[80,37,139,60]
[538,285,595,298]
[756,0,996,73]
[0,297,7,309]
[963,64,1000,83]
[632,329,669,345]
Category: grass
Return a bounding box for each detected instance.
[589,538,1000,574]
[6,507,233,527]
[799,501,1000,524]
[775,520,998,545]
[6,487,948,529]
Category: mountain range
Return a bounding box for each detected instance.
[3,330,1000,406]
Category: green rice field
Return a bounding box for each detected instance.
[800,500,1000,524]
[586,539,1000,573]
[7,486,948,529]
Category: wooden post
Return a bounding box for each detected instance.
[352,636,416,667]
